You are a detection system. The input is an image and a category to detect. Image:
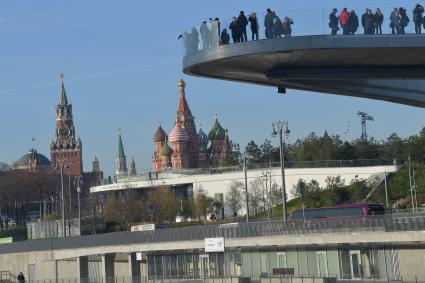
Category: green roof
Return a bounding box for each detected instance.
[160,143,173,156]
[118,134,125,157]
[208,118,225,140]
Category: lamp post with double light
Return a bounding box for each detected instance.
[73,175,83,234]
[271,120,290,221]
[56,159,69,237]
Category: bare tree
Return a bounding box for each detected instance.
[225,181,243,217]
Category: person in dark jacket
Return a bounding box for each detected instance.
[272,12,283,38]
[362,9,374,34]
[18,272,25,283]
[237,11,248,42]
[390,8,401,34]
[249,12,259,40]
[399,7,410,34]
[220,29,230,45]
[374,8,384,34]
[413,3,424,34]
[282,17,294,37]
[229,17,240,43]
[329,8,339,35]
[349,10,359,34]
[264,8,274,39]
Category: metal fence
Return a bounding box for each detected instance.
[26,275,425,283]
[1,214,425,255]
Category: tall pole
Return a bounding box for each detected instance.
[408,156,414,213]
[74,175,83,235]
[413,169,418,211]
[279,128,288,221]
[68,168,72,235]
[243,157,249,222]
[384,171,389,208]
[59,162,66,237]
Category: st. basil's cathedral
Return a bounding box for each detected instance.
[151,79,232,171]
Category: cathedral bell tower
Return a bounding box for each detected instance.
[50,73,83,175]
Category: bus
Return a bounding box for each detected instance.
[291,203,385,220]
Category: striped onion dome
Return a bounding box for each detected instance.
[154,126,166,143]
[169,125,189,143]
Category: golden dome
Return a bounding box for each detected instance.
[178,79,186,88]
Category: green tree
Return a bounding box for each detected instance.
[245,140,262,164]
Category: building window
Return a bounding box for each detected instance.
[277,252,287,268]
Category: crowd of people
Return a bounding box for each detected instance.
[181,3,425,55]
[329,4,424,35]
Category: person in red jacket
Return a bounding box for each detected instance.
[339,8,350,35]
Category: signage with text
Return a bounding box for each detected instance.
[204,237,225,252]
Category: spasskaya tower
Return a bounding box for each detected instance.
[50,73,83,175]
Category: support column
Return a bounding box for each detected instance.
[128,253,141,283]
[77,256,89,283]
[101,254,115,283]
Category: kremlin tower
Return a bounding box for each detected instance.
[50,74,83,175]
[115,132,128,177]
[152,79,228,171]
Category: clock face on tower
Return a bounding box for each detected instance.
[58,126,70,137]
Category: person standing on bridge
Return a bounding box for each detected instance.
[229,17,241,43]
[220,29,230,45]
[339,8,350,35]
[264,8,275,38]
[349,10,359,34]
[329,8,339,35]
[237,11,248,42]
[362,9,374,34]
[374,8,384,34]
[390,8,401,34]
[413,3,424,34]
[282,17,294,38]
[399,7,410,34]
[249,12,259,40]
[272,12,283,38]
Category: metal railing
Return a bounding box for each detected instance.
[182,6,425,57]
[1,214,424,255]
[26,275,425,283]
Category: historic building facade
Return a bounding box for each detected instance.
[152,79,229,171]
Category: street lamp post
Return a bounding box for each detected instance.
[272,120,290,221]
[73,175,83,235]
[242,155,249,222]
[56,159,69,237]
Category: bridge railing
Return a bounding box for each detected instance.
[182,5,424,57]
[27,274,425,283]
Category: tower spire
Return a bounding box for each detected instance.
[59,73,68,105]
[117,129,125,157]
[115,129,128,177]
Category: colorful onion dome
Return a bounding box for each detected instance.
[208,118,226,140]
[160,143,173,156]
[153,126,166,143]
[169,125,190,142]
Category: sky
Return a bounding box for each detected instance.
[1,0,425,177]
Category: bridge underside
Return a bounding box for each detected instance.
[183,35,425,107]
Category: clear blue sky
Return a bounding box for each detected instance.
[1,0,425,176]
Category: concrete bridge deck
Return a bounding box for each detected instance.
[183,34,425,107]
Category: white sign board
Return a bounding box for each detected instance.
[131,224,155,232]
[136,252,142,261]
[204,237,225,252]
